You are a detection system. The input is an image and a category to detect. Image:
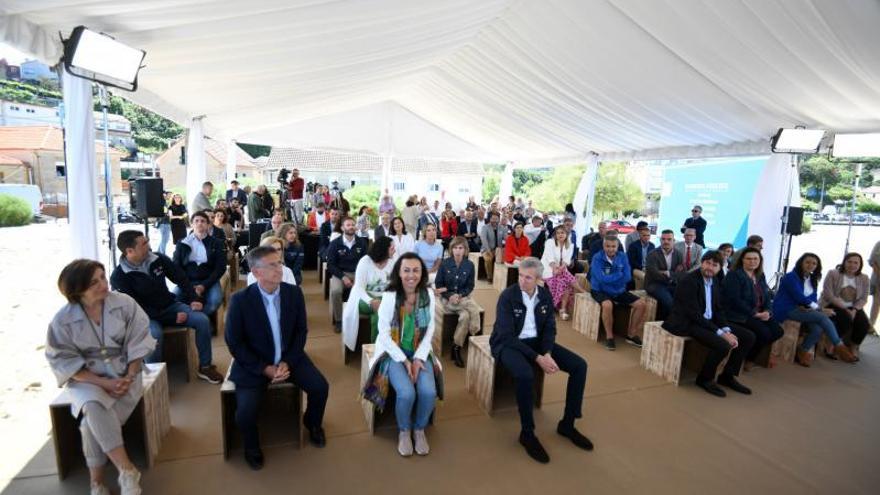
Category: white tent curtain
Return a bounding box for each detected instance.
[499,162,514,203]
[185,117,207,211]
[62,70,99,261]
[747,154,801,286]
[572,154,600,238]
[225,138,237,187]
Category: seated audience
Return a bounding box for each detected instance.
[721,247,783,369]
[590,236,646,350]
[362,254,439,457]
[773,253,857,366]
[644,230,684,320]
[587,222,622,261]
[247,237,298,286]
[110,230,223,384]
[525,215,547,260]
[416,204,439,241]
[626,227,655,283]
[479,212,506,280]
[278,223,304,285]
[225,246,329,470]
[414,223,443,276]
[820,252,870,360]
[355,206,372,238]
[458,209,481,252]
[662,251,755,397]
[440,209,459,250]
[308,202,330,232]
[730,234,764,267]
[504,222,531,265]
[327,217,369,332]
[47,259,155,494]
[716,242,734,283]
[260,211,285,242]
[172,212,226,316]
[541,226,586,321]
[434,236,480,368]
[343,236,395,349]
[318,206,340,260]
[212,208,236,260]
[491,257,592,464]
[623,221,649,250]
[389,216,416,261]
[674,228,702,271]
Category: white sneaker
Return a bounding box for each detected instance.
[118,468,142,495]
[398,430,413,457]
[413,429,430,455]
[90,483,111,495]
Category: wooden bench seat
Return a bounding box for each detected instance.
[343,305,373,365]
[640,321,734,385]
[220,360,304,460]
[465,335,544,416]
[50,363,170,480]
[493,263,519,293]
[162,326,198,382]
[359,344,434,433]
[432,303,485,356]
[468,252,488,281]
[572,290,657,341]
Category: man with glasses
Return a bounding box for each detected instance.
[682,205,707,247]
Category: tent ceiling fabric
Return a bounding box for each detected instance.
[3,0,879,161]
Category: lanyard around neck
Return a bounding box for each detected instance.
[80,302,107,354]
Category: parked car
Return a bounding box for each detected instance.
[117,207,143,224]
[606,220,637,234]
[0,183,43,218]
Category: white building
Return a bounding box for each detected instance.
[0,100,60,126]
[264,148,484,208]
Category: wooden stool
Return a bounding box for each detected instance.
[632,269,646,290]
[163,326,199,382]
[50,363,170,480]
[469,252,488,281]
[752,320,801,367]
[640,322,734,385]
[572,290,655,341]
[432,303,485,356]
[493,263,519,293]
[220,360,304,460]
[359,345,435,433]
[343,305,373,364]
[465,335,544,416]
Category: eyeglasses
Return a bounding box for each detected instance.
[692,209,700,213]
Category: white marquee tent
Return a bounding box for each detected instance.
[2,0,879,261]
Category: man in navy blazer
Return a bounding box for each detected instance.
[225,246,329,470]
[490,257,591,464]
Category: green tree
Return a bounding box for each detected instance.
[593,162,644,218]
[482,170,501,202]
[512,169,545,196]
[345,184,381,223]
[0,194,33,227]
[528,164,585,212]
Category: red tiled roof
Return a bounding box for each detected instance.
[0,153,24,165]
[0,126,122,155]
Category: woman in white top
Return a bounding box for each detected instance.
[247,236,297,286]
[342,236,395,351]
[541,226,584,321]
[356,205,372,238]
[362,253,440,458]
[820,252,871,359]
[389,216,415,261]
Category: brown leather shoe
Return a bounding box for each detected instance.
[795,349,812,367]
[835,343,858,363]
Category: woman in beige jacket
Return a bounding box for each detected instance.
[820,252,870,359]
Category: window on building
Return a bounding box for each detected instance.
[428,183,440,192]
[393,182,405,192]
[458,182,470,193]
[55,165,66,178]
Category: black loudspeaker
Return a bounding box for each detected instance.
[132,178,165,218]
[783,206,804,235]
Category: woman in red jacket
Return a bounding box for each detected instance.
[440,210,459,251]
[504,222,531,264]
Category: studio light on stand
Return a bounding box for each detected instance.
[832,132,880,255]
[62,26,146,267]
[770,126,826,288]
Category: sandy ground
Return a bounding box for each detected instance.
[0,221,876,490]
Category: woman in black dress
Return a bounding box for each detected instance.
[168,194,188,244]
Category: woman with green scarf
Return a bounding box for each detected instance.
[363,253,441,457]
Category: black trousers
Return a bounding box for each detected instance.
[667,323,755,383]
[736,316,784,362]
[498,338,587,433]
[830,307,870,345]
[234,355,329,452]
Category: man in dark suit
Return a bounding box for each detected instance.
[373,212,392,240]
[626,227,655,283]
[491,257,592,464]
[226,180,248,208]
[457,209,480,252]
[318,206,340,260]
[644,230,685,320]
[225,246,330,470]
[662,251,755,398]
[681,204,708,247]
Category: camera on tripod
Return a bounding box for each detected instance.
[277,168,291,185]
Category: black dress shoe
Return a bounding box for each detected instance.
[451,345,465,368]
[718,375,752,395]
[696,380,727,397]
[244,449,264,471]
[307,426,326,448]
[557,422,594,451]
[519,432,550,464]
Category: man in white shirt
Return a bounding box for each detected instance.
[490,258,592,464]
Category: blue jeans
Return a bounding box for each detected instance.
[158,223,171,255]
[175,281,222,316]
[147,302,213,367]
[646,283,674,320]
[386,350,436,431]
[786,308,842,351]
